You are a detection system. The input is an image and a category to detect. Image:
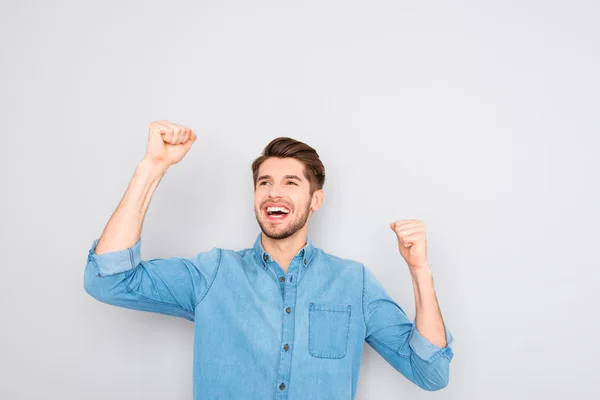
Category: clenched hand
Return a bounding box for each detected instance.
[145,120,197,167]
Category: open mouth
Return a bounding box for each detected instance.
[264,205,291,221]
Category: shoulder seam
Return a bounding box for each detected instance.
[194,248,222,309]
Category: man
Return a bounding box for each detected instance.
[84,120,454,399]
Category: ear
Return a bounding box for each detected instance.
[310,190,324,212]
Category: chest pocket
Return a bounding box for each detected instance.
[308,302,352,359]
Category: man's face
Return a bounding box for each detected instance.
[254,157,318,240]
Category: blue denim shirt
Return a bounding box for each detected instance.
[84,233,454,399]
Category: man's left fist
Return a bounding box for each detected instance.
[390,219,429,269]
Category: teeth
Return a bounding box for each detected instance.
[267,206,289,214]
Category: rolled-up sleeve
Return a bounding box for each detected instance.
[362,265,454,391]
[88,238,143,277]
[84,237,221,321]
[408,322,454,363]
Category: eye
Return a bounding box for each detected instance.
[287,181,297,185]
[259,181,269,186]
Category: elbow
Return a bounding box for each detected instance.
[419,376,449,392]
[412,353,452,391]
[83,259,103,301]
[83,257,116,303]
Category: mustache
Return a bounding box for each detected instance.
[261,200,293,209]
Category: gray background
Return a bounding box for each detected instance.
[1,0,598,399]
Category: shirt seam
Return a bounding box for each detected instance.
[123,281,195,320]
[409,325,452,363]
[194,248,222,309]
[361,263,367,337]
[252,247,265,269]
[369,336,410,359]
[128,247,134,269]
[120,259,198,316]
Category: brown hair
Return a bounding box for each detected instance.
[251,137,326,195]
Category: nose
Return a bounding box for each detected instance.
[267,182,287,198]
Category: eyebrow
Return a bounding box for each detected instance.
[257,174,303,183]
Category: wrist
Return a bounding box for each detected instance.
[139,157,169,175]
[409,265,433,279]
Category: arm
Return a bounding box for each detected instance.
[94,157,167,255]
[94,120,196,255]
[84,121,217,320]
[411,266,448,348]
[390,219,449,349]
[84,235,220,321]
[362,265,454,391]
[361,219,454,391]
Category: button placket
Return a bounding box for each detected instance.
[275,266,297,398]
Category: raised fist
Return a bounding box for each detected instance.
[145,120,197,167]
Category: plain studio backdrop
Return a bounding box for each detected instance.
[1,0,598,399]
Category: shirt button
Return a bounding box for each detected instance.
[283,344,289,351]
[304,259,307,265]
[263,254,268,261]
[285,307,291,314]
[279,383,285,390]
[279,276,285,282]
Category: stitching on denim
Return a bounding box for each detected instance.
[427,351,442,363]
[124,283,194,320]
[308,306,351,359]
[252,248,264,268]
[251,248,269,271]
[123,274,180,308]
[152,262,189,312]
[128,247,134,269]
[89,253,114,278]
[121,262,194,317]
[441,348,454,362]
[407,325,452,363]
[310,304,349,312]
[273,298,286,396]
[426,347,448,363]
[361,264,367,337]
[88,254,101,276]
[304,248,316,268]
[194,248,222,309]
[286,293,298,395]
[369,336,410,359]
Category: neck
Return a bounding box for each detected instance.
[261,230,307,273]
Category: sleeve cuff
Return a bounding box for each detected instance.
[88,238,142,277]
[408,321,454,363]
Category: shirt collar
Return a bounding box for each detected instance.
[253,232,315,269]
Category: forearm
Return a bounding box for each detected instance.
[363,264,453,391]
[410,265,447,348]
[95,157,168,254]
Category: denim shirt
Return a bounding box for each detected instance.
[84,233,454,399]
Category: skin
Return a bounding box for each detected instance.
[253,156,324,272]
[95,120,447,350]
[390,220,448,347]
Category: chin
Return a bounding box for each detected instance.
[263,230,295,240]
[254,205,309,240]
[260,223,293,240]
[258,218,302,240]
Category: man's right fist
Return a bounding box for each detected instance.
[145,120,197,167]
